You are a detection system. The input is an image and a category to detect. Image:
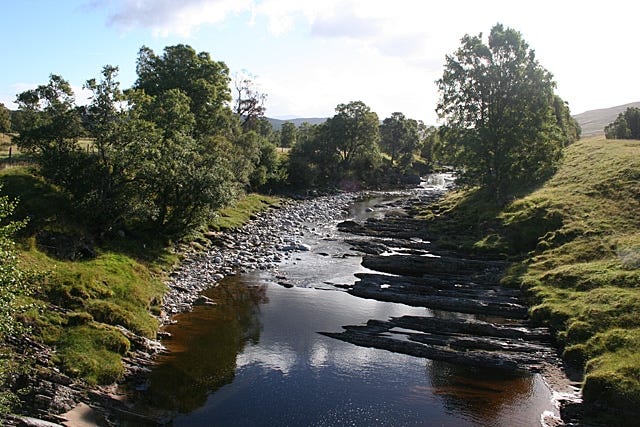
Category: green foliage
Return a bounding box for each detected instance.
[249,138,287,191]
[14,75,83,156]
[327,101,382,181]
[287,101,382,189]
[380,112,420,171]
[280,121,297,148]
[0,184,31,415]
[135,44,232,138]
[605,107,640,139]
[552,95,582,145]
[437,24,577,201]
[0,103,10,135]
[287,122,326,188]
[0,184,30,339]
[13,46,259,238]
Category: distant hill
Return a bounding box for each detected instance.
[267,117,327,130]
[573,102,640,137]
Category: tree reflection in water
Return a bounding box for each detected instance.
[426,360,534,424]
[135,276,267,414]
[424,310,546,426]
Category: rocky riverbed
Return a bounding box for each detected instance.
[161,192,362,320]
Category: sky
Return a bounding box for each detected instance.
[1,0,639,124]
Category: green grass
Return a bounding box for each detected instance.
[419,136,640,422]
[0,167,281,386]
[209,193,281,231]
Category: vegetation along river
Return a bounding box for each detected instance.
[122,176,562,426]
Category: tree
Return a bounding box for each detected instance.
[437,24,573,200]
[134,44,232,137]
[118,87,236,234]
[287,103,383,189]
[287,122,326,188]
[280,122,297,148]
[15,75,84,188]
[0,103,10,135]
[233,72,267,131]
[552,95,581,145]
[15,74,83,155]
[324,101,382,181]
[605,107,640,139]
[380,112,420,170]
[419,124,442,168]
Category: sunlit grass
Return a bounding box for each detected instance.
[209,193,281,231]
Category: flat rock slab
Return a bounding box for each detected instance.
[350,274,528,319]
[321,315,557,373]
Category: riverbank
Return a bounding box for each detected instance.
[411,136,640,425]
[0,167,284,423]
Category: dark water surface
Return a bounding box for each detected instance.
[132,191,558,426]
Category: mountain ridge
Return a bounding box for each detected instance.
[266,117,327,130]
[573,101,640,137]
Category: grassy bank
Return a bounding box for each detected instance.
[419,136,640,423]
[0,166,279,386]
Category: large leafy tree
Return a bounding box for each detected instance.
[108,85,235,234]
[134,44,232,137]
[15,75,85,189]
[324,101,382,181]
[605,107,640,140]
[15,74,83,156]
[437,24,574,200]
[287,102,382,188]
[380,112,420,170]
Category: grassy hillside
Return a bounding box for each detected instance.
[573,101,640,137]
[509,136,640,422]
[0,166,279,386]
[420,136,640,423]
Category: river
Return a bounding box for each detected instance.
[124,180,560,426]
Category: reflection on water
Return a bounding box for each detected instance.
[132,279,267,414]
[427,361,550,427]
[131,272,556,426]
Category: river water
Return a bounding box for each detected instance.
[128,185,559,426]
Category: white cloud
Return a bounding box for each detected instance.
[104,0,253,37]
[90,0,640,120]
[236,342,298,375]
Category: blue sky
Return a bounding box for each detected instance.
[2,0,639,124]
